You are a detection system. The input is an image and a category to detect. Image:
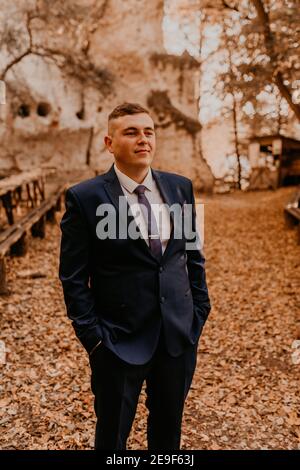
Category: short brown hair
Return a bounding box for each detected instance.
[108,103,150,121]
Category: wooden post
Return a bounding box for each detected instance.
[26,183,34,208]
[46,207,56,224]
[33,180,39,206]
[16,186,23,203]
[0,257,8,295]
[37,176,45,200]
[10,232,28,257]
[1,191,14,225]
[31,216,45,238]
[56,195,62,212]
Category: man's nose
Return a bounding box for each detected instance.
[137,133,148,144]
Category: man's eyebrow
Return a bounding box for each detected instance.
[123,126,155,132]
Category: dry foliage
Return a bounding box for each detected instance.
[0,186,299,449]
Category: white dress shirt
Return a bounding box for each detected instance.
[114,164,171,253]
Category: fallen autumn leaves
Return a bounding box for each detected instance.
[0,186,299,449]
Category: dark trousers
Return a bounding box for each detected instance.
[89,326,198,450]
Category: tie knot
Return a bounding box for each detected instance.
[134,185,146,196]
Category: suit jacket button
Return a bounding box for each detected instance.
[159,266,164,273]
[160,296,165,304]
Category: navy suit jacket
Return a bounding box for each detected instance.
[59,165,211,365]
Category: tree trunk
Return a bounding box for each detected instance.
[223,22,242,190]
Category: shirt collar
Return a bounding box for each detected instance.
[114,163,154,194]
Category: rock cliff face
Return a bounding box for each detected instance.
[0,0,214,191]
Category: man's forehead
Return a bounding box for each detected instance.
[110,113,154,132]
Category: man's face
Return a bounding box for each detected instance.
[104,113,156,170]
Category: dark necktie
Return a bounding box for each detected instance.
[134,185,162,260]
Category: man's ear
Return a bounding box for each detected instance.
[104,135,114,154]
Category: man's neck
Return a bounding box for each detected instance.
[114,163,150,184]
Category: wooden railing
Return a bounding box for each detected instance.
[0,182,66,294]
[0,169,48,227]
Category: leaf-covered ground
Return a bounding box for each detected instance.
[0,186,299,449]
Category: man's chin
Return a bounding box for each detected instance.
[132,153,153,165]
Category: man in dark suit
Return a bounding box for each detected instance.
[59,103,211,450]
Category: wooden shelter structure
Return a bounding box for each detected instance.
[248,135,300,190]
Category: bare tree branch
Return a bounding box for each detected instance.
[0,9,114,94]
[0,49,31,81]
[222,1,240,13]
[0,12,35,81]
[251,0,300,122]
[220,0,252,21]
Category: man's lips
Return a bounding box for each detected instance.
[135,149,150,153]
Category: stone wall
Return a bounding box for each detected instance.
[0,0,214,192]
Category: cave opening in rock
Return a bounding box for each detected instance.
[76,109,85,120]
[18,104,30,118]
[37,102,51,117]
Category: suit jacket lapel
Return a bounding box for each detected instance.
[151,170,178,219]
[151,169,179,260]
[102,165,158,261]
[102,165,181,262]
[103,165,125,215]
